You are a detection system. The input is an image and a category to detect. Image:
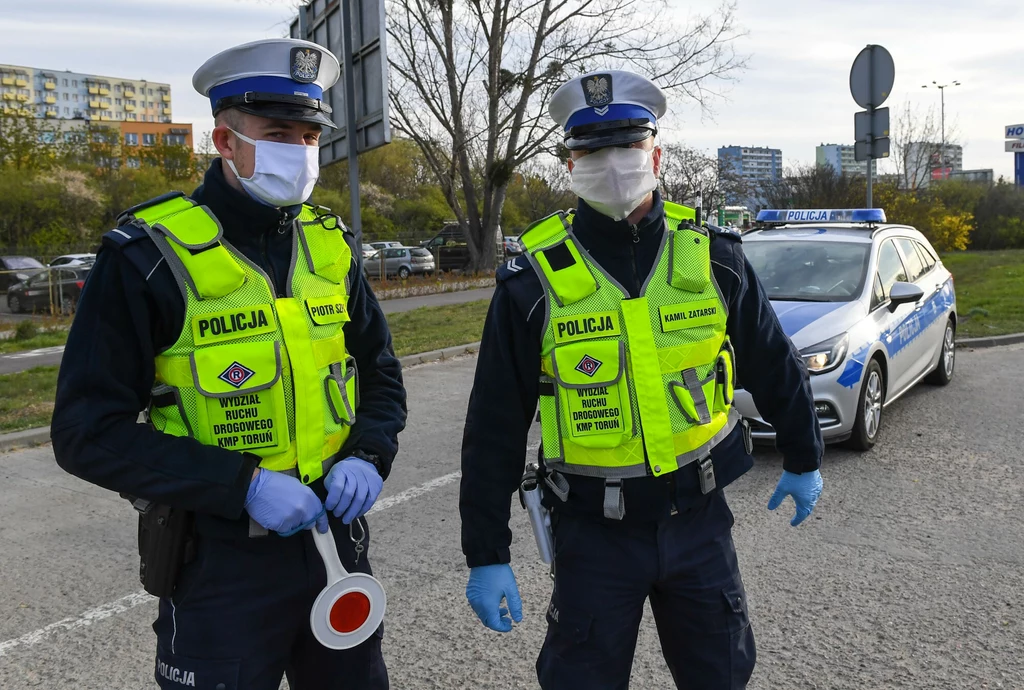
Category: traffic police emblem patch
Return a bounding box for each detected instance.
[219,362,256,389]
[582,74,612,108]
[575,355,602,377]
[290,47,322,83]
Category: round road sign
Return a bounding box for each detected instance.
[850,45,895,109]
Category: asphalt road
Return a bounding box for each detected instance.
[0,287,495,376]
[1,344,1022,689]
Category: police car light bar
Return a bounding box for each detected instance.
[755,209,887,224]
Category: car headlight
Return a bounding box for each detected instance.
[800,333,849,374]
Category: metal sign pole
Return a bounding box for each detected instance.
[866,47,874,209]
[341,0,362,239]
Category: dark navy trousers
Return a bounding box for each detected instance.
[537,490,756,690]
[152,513,387,690]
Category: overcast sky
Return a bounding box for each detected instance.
[4,0,1022,180]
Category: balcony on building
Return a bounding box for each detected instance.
[88,86,99,95]
[89,100,102,109]
[44,95,56,104]
[15,77,28,87]
[1,92,14,101]
[45,110,57,118]
[124,89,135,98]
[1,76,13,86]
[163,107,171,115]
[44,81,56,90]
[161,94,171,103]
[15,94,29,103]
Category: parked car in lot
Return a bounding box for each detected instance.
[369,241,403,252]
[0,255,46,292]
[48,253,96,267]
[733,208,957,451]
[503,235,523,256]
[420,223,504,271]
[361,244,377,261]
[364,246,435,279]
[6,265,91,314]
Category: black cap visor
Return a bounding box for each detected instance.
[564,117,656,151]
[215,91,337,129]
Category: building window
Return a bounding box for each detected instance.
[72,79,77,86]
[64,106,69,114]
[127,157,140,169]
[115,85,121,93]
[73,94,78,101]
[142,133,156,146]
[63,78,68,86]
[125,132,139,145]
[63,93,68,100]
[115,98,121,105]
[147,88,153,95]
[165,133,186,146]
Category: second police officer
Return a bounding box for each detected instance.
[460,70,825,688]
[52,39,406,689]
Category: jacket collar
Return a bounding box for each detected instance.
[571,190,665,251]
[191,159,303,245]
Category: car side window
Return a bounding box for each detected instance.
[914,241,936,273]
[385,248,403,258]
[871,273,885,310]
[876,239,907,299]
[28,272,50,286]
[894,238,925,282]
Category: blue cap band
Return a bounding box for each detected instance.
[209,76,323,111]
[566,103,657,131]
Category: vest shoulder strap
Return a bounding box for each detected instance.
[116,191,190,227]
[663,201,696,230]
[518,211,572,252]
[520,212,597,307]
[140,199,245,300]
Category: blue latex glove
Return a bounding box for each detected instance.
[324,457,383,524]
[466,564,523,633]
[244,468,329,534]
[768,469,823,527]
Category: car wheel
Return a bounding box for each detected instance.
[398,266,411,279]
[926,319,955,386]
[7,295,22,313]
[848,358,884,451]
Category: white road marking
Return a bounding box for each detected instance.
[2,345,65,360]
[0,458,507,657]
[0,591,153,657]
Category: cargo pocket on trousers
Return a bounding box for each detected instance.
[155,647,240,689]
[721,585,750,636]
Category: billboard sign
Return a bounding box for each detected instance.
[1006,139,1024,153]
[1005,123,1024,139]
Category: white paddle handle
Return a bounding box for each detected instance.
[312,526,350,584]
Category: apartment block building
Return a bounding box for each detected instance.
[816,143,877,177]
[717,145,783,208]
[0,63,173,123]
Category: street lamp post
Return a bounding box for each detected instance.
[922,80,961,180]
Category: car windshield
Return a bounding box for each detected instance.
[744,240,870,302]
[6,257,44,269]
[410,248,432,257]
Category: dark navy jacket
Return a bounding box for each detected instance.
[51,160,407,527]
[460,192,823,567]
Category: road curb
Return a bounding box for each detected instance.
[0,342,486,454]
[398,341,481,368]
[957,333,1024,349]
[0,425,51,453]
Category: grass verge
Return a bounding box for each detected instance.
[940,249,1024,338]
[0,366,58,433]
[386,299,490,357]
[0,329,69,354]
[0,300,492,434]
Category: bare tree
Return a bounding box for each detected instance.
[761,164,865,210]
[658,143,746,214]
[891,101,959,191]
[386,0,747,270]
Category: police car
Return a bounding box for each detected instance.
[733,209,957,450]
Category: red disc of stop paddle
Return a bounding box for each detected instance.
[329,591,372,633]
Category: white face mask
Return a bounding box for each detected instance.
[224,128,320,207]
[569,146,658,222]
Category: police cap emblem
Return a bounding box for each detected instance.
[290,47,322,83]
[582,74,613,108]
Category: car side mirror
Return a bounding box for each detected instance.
[887,281,924,312]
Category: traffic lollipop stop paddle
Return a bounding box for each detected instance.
[310,525,387,649]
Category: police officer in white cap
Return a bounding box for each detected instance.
[52,38,405,689]
[460,70,824,688]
